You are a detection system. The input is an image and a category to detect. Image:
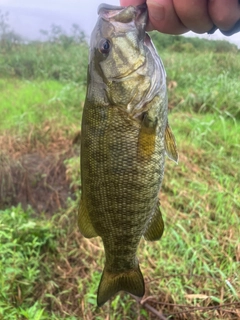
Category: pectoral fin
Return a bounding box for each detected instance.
[164,121,178,164]
[78,197,98,238]
[144,203,164,241]
[137,113,157,159]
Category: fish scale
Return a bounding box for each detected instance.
[78,3,178,307]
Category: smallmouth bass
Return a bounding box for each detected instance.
[78,3,178,306]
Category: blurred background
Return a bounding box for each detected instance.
[2,0,240,47]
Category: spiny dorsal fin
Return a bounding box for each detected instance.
[144,202,164,241]
[97,266,145,307]
[164,121,178,164]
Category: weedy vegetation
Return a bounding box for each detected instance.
[0,11,239,320]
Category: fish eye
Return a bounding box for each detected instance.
[99,39,111,54]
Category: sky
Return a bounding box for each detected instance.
[1,0,240,47]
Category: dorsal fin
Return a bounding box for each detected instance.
[78,197,98,238]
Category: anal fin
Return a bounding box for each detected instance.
[78,197,98,238]
[97,265,145,307]
[144,203,164,241]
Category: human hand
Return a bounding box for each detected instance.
[120,0,240,35]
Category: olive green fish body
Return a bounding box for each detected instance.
[79,3,178,306]
[81,95,165,253]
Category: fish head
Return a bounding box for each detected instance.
[88,4,166,116]
[91,4,147,79]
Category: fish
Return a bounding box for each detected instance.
[78,3,178,307]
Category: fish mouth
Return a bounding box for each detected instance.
[98,3,148,26]
[98,3,125,15]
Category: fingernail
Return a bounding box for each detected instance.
[148,0,165,21]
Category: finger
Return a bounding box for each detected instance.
[173,0,213,33]
[146,0,188,34]
[120,0,145,6]
[208,0,240,31]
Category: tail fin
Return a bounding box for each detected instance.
[97,266,145,307]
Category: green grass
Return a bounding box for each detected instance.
[0,41,88,82]
[0,34,240,319]
[0,79,85,134]
[151,112,240,302]
[161,51,240,119]
[0,206,59,319]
